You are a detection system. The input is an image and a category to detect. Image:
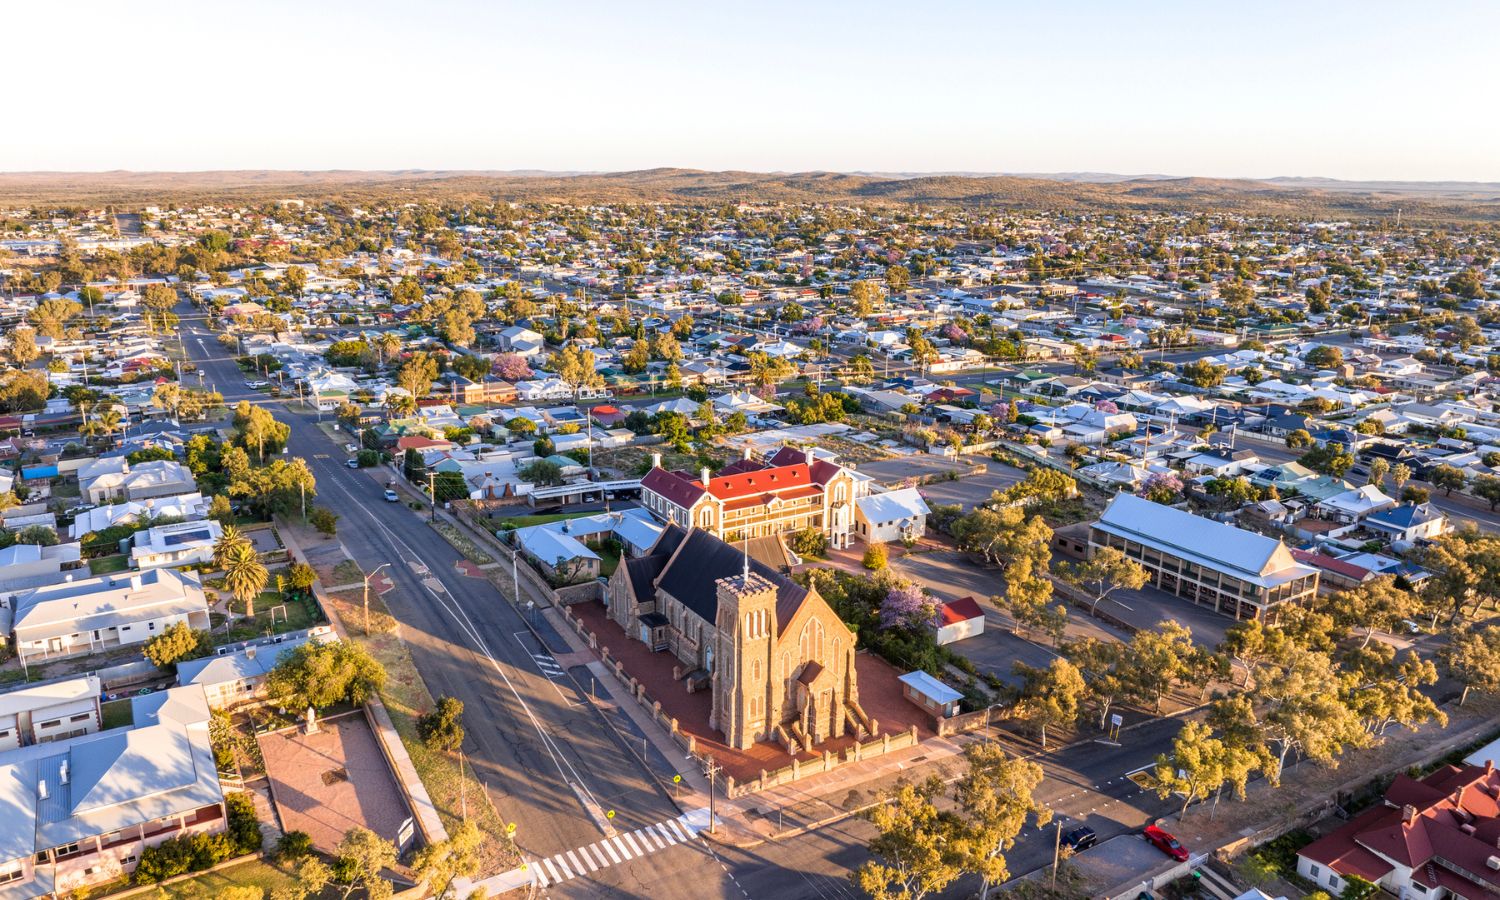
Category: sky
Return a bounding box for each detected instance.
[9,0,1500,181]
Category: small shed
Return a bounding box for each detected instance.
[934,596,985,646]
[898,671,963,719]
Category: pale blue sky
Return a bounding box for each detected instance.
[10,0,1499,180]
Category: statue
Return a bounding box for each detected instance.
[305,705,319,735]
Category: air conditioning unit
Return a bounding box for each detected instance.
[1485,855,1500,871]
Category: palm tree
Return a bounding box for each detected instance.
[93,408,123,448]
[213,524,251,568]
[221,543,268,618]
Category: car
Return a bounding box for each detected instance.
[344,443,359,454]
[346,458,360,469]
[1143,825,1188,861]
[1061,826,1096,852]
[383,489,400,502]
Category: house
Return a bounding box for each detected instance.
[12,569,210,665]
[0,685,227,898]
[853,488,931,545]
[515,525,602,582]
[0,544,81,595]
[176,628,337,708]
[1314,485,1397,524]
[0,676,101,752]
[129,520,224,570]
[1364,503,1451,544]
[1297,761,1500,898]
[1089,494,1319,621]
[898,671,962,719]
[78,459,196,505]
[68,494,210,539]
[933,596,985,646]
[640,446,862,549]
[606,526,867,750]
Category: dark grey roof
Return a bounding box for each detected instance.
[654,528,808,633]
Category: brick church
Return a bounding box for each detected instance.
[606,525,864,751]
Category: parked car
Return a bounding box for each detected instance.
[346,458,360,469]
[383,489,400,502]
[1061,826,1096,852]
[1143,825,1188,861]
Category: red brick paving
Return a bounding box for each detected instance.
[570,601,931,784]
[455,560,484,578]
[258,714,411,854]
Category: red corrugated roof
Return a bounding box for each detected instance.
[707,463,811,500]
[641,467,706,509]
[939,596,983,625]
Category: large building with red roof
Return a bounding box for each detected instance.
[639,446,862,549]
[1298,761,1500,897]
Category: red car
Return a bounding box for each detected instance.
[1143,825,1188,861]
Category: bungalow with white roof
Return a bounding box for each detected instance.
[854,488,931,544]
[12,569,210,665]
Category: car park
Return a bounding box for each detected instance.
[1143,825,1188,861]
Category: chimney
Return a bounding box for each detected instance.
[59,760,68,785]
[1402,804,1417,825]
[651,452,662,470]
[1487,759,1494,775]
[246,646,256,661]
[742,446,752,461]
[803,447,814,466]
[129,574,142,591]
[701,467,710,486]
[37,779,47,801]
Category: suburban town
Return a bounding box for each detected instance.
[4,5,1500,900]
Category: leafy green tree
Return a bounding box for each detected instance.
[1059,547,1147,615]
[417,696,465,751]
[1441,626,1500,705]
[1011,658,1086,750]
[310,506,339,536]
[1148,721,1226,819]
[949,743,1050,900]
[144,621,212,668]
[268,641,387,710]
[852,776,961,900]
[520,459,563,486]
[411,821,481,900]
[332,827,397,900]
[1429,463,1467,497]
[863,542,888,570]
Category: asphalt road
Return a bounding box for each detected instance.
[176,307,705,895]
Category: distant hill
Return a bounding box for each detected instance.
[2,168,1499,222]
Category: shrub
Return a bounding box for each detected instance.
[276,831,314,862]
[417,696,465,751]
[143,621,212,669]
[310,507,339,536]
[787,527,828,558]
[862,542,888,570]
[225,791,262,855]
[133,832,235,884]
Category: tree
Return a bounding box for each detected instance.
[1319,576,1418,647]
[1390,462,1412,495]
[949,744,1050,900]
[1285,428,1315,450]
[1063,637,1131,730]
[1140,471,1184,504]
[144,621,212,668]
[9,328,37,366]
[1180,359,1228,388]
[333,827,397,900]
[553,344,604,390]
[849,280,883,317]
[519,459,564,486]
[1442,626,1500,705]
[1011,658,1086,750]
[310,506,339,536]
[231,400,290,460]
[1218,619,1294,688]
[492,353,531,381]
[852,776,961,900]
[214,524,253,568]
[1429,463,1467,497]
[222,542,269,617]
[1300,442,1356,478]
[1060,547,1147,615]
[1124,621,1197,713]
[397,351,440,400]
[864,542,888,570]
[417,696,465,752]
[1252,646,1370,783]
[411,821,481,900]
[881,583,937,631]
[14,525,58,546]
[267,640,387,710]
[1148,721,1226,819]
[1304,345,1345,369]
[1473,474,1500,511]
[1367,456,1390,488]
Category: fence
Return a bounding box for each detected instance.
[560,604,926,800]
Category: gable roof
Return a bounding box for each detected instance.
[652,528,809,635]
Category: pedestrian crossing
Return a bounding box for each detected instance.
[532,652,565,679]
[528,808,710,888]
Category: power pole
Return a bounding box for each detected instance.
[1051,820,1063,888]
[704,758,721,835]
[428,471,437,521]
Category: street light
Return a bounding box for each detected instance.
[362,563,391,635]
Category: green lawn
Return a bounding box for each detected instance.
[597,545,621,577]
[101,699,133,730]
[218,594,322,643]
[89,555,131,576]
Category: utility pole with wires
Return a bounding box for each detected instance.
[428,471,437,521]
[703,758,721,835]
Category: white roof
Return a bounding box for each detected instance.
[1094,493,1314,589]
[856,488,931,523]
